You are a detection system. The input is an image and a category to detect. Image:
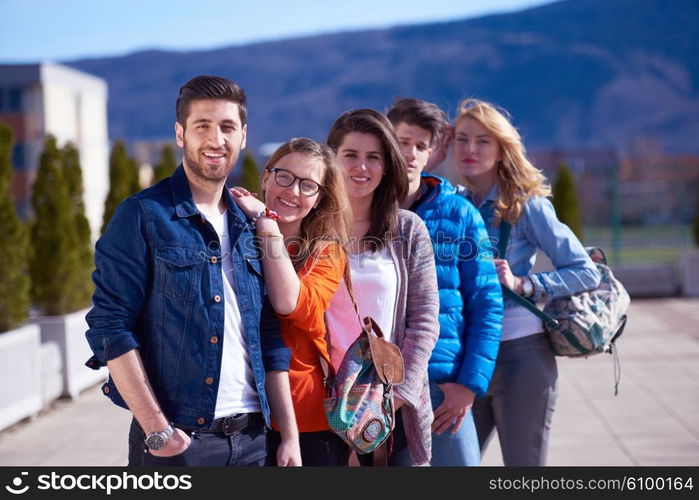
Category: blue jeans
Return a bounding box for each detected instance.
[429,380,481,466]
[267,430,349,466]
[127,417,267,466]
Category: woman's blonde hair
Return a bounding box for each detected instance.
[263,137,352,270]
[455,98,551,225]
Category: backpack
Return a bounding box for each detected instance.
[320,316,404,455]
[319,269,404,455]
[499,223,630,393]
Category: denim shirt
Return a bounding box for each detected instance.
[458,184,600,304]
[85,165,290,429]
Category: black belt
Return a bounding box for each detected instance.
[177,413,262,436]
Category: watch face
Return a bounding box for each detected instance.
[146,434,165,450]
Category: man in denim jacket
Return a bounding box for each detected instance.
[85,76,300,466]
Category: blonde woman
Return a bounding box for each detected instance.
[230,138,353,465]
[452,99,600,466]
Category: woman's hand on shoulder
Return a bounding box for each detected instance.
[229,186,266,219]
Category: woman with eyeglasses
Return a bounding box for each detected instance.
[324,109,440,466]
[451,99,600,465]
[230,137,353,465]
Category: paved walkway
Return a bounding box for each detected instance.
[1,298,697,466]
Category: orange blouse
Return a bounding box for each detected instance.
[275,243,346,433]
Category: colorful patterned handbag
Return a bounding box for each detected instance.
[319,270,404,454]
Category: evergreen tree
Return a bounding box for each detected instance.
[152,143,178,183]
[62,142,94,308]
[101,140,140,234]
[129,156,141,193]
[240,152,261,195]
[0,123,30,331]
[30,135,85,315]
[552,162,583,240]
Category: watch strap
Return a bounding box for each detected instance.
[145,423,175,450]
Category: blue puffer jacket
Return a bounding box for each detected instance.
[411,174,503,397]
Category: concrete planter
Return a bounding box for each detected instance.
[679,250,699,297]
[0,324,42,430]
[35,307,107,400]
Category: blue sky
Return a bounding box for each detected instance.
[0,0,553,62]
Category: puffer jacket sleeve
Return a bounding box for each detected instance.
[393,212,440,408]
[455,202,503,397]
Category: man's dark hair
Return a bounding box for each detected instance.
[386,97,447,146]
[176,75,247,126]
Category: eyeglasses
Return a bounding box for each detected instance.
[266,167,322,197]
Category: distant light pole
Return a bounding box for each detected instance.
[611,158,622,266]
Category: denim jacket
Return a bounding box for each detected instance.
[85,165,289,429]
[458,184,601,303]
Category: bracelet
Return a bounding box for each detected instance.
[257,231,283,239]
[250,207,280,229]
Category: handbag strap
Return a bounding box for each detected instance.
[319,261,364,382]
[498,222,559,329]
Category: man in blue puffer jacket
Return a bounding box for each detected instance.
[388,99,503,465]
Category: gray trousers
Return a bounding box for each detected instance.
[472,332,558,466]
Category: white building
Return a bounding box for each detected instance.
[0,62,109,240]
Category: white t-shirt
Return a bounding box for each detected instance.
[203,211,260,417]
[501,305,544,342]
[325,247,398,372]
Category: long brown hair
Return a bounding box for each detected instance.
[263,137,352,270]
[326,109,409,251]
[455,98,551,225]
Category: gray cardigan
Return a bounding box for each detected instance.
[389,210,440,465]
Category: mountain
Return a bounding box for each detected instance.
[67,0,699,154]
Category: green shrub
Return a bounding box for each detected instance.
[240,152,261,195]
[0,123,30,331]
[101,140,140,234]
[62,142,94,308]
[30,135,88,315]
[552,162,583,240]
[153,143,177,183]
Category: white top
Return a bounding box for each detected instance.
[203,211,260,417]
[325,247,398,372]
[501,305,544,342]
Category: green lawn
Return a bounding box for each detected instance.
[582,225,695,265]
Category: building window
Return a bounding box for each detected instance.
[8,87,22,112]
[0,87,23,112]
[12,144,25,170]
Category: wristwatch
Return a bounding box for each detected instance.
[144,423,175,450]
[521,276,534,298]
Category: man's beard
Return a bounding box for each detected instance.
[183,141,238,183]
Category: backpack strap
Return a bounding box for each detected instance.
[609,315,627,396]
[319,262,364,384]
[498,222,559,330]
